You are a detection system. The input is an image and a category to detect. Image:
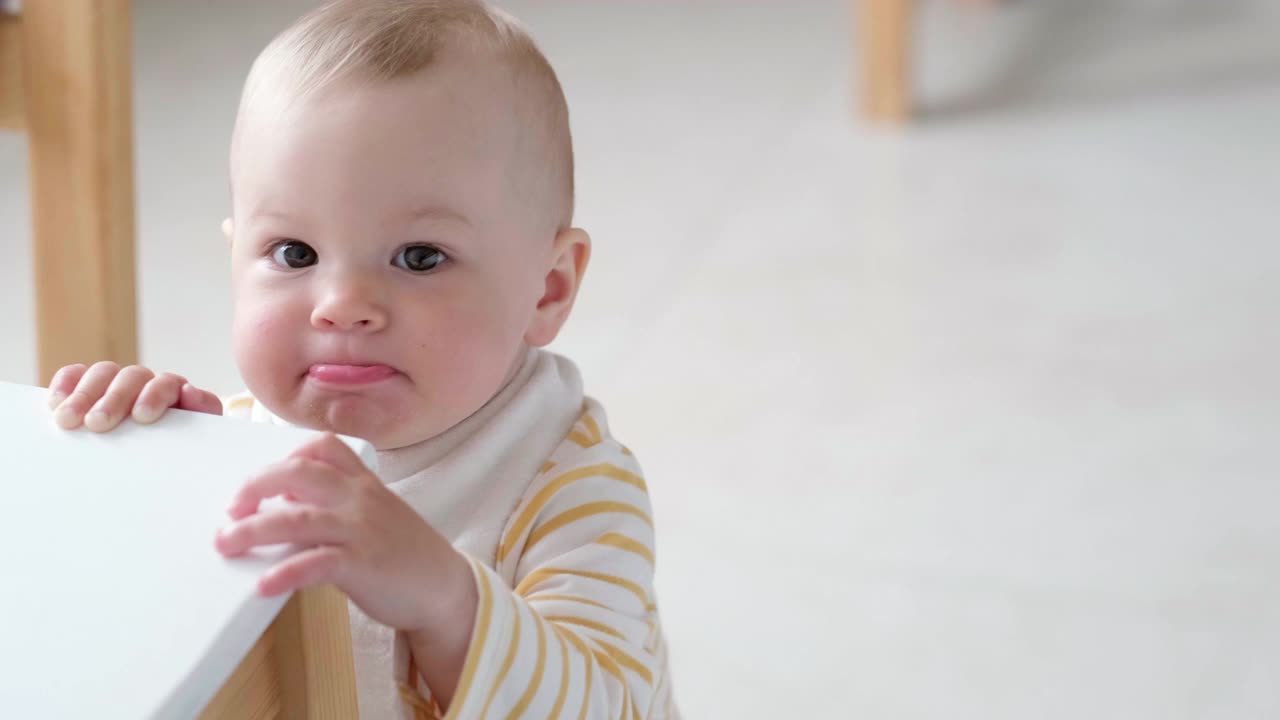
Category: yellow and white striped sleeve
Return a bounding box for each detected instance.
[443,421,675,719]
[221,391,256,420]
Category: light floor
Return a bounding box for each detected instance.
[2,1,1278,717]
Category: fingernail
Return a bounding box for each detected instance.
[47,392,66,410]
[132,403,157,424]
[85,409,108,426]
[53,404,79,428]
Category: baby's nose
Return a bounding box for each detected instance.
[311,288,388,332]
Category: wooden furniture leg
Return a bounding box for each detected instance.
[0,14,22,130]
[201,586,360,719]
[856,0,913,122]
[18,0,139,384]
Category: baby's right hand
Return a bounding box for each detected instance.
[48,361,223,432]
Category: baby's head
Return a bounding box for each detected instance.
[225,0,588,450]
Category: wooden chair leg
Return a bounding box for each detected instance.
[0,15,22,130]
[20,0,139,384]
[201,586,360,719]
[856,0,913,122]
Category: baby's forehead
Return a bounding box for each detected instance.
[233,65,522,196]
[231,0,573,228]
[233,63,567,231]
[241,57,507,135]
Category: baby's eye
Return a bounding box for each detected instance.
[270,241,317,269]
[393,245,447,273]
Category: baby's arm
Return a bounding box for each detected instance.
[47,361,222,431]
[411,446,672,719]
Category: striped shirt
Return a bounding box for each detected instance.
[225,349,677,719]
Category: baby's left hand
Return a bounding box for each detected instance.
[214,434,473,635]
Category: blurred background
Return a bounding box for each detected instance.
[2,0,1279,717]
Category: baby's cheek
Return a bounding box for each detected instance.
[420,306,521,405]
[232,303,303,392]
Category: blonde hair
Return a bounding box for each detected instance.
[232,0,574,228]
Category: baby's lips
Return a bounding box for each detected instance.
[308,363,399,385]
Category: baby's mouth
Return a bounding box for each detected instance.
[306,363,398,386]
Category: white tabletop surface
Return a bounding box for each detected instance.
[0,381,374,719]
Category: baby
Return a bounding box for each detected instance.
[45,1,676,717]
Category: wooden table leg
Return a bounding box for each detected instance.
[856,0,913,122]
[20,0,139,384]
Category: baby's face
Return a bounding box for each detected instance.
[229,63,550,449]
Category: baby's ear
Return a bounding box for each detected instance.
[221,218,234,245]
[525,227,591,348]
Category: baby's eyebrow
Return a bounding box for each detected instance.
[244,208,300,225]
[408,205,471,227]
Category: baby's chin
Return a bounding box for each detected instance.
[300,394,419,447]
[252,366,503,450]
[254,382,416,449]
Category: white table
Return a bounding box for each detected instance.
[0,381,371,718]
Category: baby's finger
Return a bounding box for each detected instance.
[176,383,224,416]
[85,366,155,432]
[47,364,88,409]
[53,361,121,429]
[256,546,345,597]
[215,506,351,557]
[292,433,367,476]
[226,458,348,520]
[131,373,186,425]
